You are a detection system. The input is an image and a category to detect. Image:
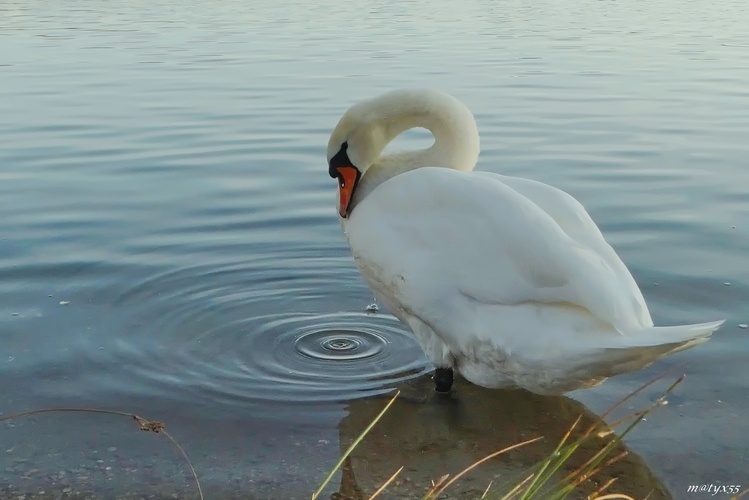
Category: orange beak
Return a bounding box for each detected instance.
[334,166,360,218]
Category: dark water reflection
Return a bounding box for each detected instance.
[2,0,749,497]
[335,377,672,500]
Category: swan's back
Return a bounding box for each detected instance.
[478,172,653,328]
[349,167,649,333]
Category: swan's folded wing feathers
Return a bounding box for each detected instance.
[346,167,648,339]
[475,172,605,246]
[477,172,652,327]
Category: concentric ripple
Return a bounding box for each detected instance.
[295,329,385,361]
[93,259,431,407]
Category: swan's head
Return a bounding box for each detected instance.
[327,89,480,218]
[326,98,392,218]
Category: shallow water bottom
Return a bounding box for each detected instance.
[1,376,682,500]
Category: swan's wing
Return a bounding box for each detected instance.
[478,172,652,325]
[345,167,651,348]
[475,173,606,248]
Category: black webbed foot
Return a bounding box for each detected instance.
[433,367,454,394]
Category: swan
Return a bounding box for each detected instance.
[326,88,724,395]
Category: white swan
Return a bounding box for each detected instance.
[326,89,724,395]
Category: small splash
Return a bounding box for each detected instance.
[366,302,379,313]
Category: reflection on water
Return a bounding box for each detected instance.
[335,377,672,500]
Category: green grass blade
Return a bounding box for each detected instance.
[545,376,685,500]
[518,415,582,500]
[311,391,400,500]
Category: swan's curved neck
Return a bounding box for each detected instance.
[351,91,480,211]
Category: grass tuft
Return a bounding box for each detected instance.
[317,371,691,500]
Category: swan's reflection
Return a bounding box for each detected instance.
[334,375,672,500]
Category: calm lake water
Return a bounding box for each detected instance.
[1,0,748,498]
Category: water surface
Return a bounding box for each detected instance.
[1,0,748,498]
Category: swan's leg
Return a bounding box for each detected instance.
[433,367,454,393]
[405,317,456,394]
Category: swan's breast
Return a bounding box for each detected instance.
[351,250,411,314]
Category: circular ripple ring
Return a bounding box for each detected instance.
[101,262,431,406]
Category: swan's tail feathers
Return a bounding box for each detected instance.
[628,319,725,348]
[581,320,725,378]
